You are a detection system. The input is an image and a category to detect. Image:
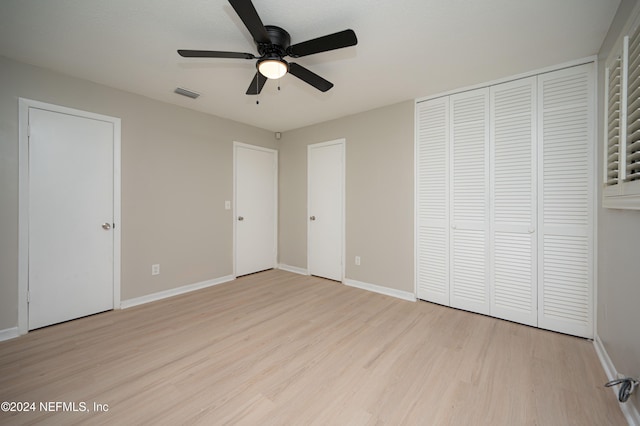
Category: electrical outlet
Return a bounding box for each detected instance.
[151,264,160,275]
[355,256,361,266]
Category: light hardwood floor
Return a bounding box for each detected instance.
[0,270,626,425]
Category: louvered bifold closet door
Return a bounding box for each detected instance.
[489,77,537,326]
[450,88,490,315]
[416,98,450,304]
[537,63,594,338]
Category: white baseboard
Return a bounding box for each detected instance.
[343,278,416,302]
[0,327,19,342]
[277,264,309,275]
[120,275,235,309]
[594,335,640,425]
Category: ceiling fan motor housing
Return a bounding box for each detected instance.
[258,25,291,57]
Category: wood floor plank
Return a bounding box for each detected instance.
[0,269,626,425]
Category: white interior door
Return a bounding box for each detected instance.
[28,107,115,330]
[416,97,450,305]
[537,63,594,338]
[308,140,344,282]
[449,88,491,315]
[489,77,538,326]
[234,143,277,277]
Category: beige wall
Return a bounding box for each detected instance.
[597,0,640,415]
[0,56,275,331]
[278,101,415,293]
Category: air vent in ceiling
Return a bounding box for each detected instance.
[174,87,200,99]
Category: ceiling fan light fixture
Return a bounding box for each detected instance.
[178,0,358,95]
[258,58,288,79]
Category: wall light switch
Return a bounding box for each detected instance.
[225,200,231,210]
[152,264,160,275]
[355,256,361,266]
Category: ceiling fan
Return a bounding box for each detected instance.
[178,0,358,95]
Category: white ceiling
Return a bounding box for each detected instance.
[0,0,621,132]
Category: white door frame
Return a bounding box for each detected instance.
[232,141,278,277]
[307,139,346,281]
[18,98,121,335]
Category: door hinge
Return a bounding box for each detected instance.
[27,290,31,303]
[27,125,31,138]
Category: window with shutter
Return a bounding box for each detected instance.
[605,55,621,189]
[603,16,640,208]
[627,25,640,183]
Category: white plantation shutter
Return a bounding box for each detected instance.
[489,77,537,327]
[603,17,640,208]
[627,26,640,183]
[605,54,622,190]
[537,63,594,338]
[416,98,450,304]
[449,88,490,315]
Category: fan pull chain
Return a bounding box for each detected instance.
[256,75,260,105]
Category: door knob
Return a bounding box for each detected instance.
[310,216,316,221]
[238,216,244,221]
[102,223,111,230]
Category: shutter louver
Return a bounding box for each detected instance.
[607,56,622,186]
[416,98,450,305]
[627,26,640,182]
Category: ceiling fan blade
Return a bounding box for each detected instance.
[178,50,255,59]
[246,72,268,95]
[287,29,357,58]
[228,0,271,45]
[288,63,333,92]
